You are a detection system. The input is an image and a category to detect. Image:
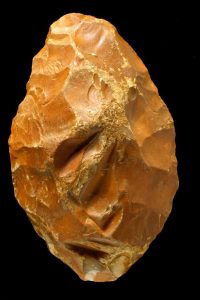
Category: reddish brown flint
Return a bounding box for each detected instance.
[9,13,178,282]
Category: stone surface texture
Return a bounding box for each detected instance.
[9,13,178,282]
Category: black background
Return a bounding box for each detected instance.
[0,0,198,298]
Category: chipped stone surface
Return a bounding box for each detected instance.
[9,13,178,282]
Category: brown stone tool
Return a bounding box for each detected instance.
[9,13,178,282]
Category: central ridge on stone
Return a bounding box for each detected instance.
[9,13,178,282]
